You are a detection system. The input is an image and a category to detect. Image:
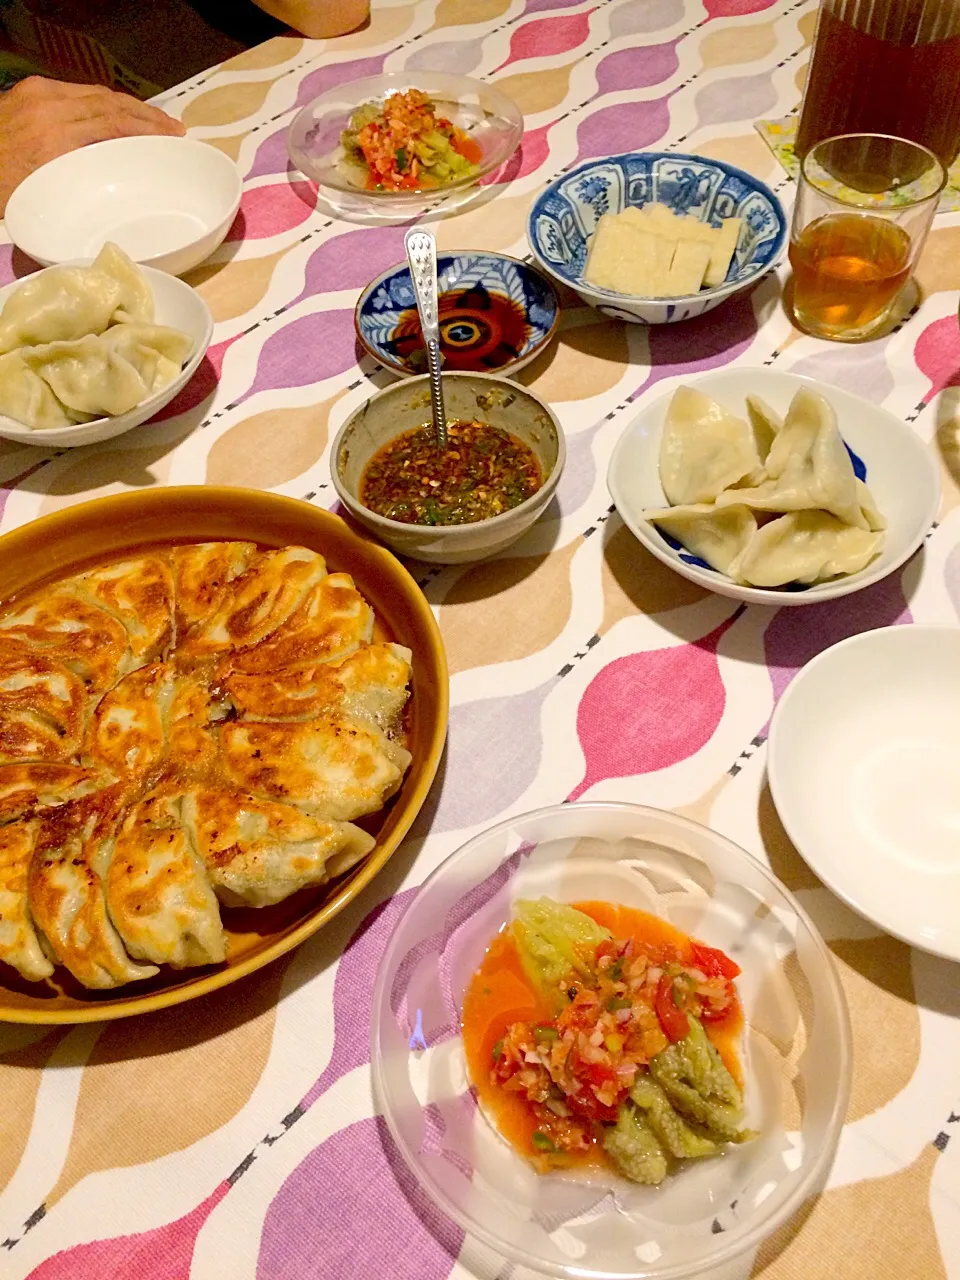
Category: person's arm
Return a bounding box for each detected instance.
[0,77,185,217]
[250,0,368,38]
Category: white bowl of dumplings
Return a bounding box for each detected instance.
[0,242,214,448]
[608,368,941,607]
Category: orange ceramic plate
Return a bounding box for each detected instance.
[0,487,449,1023]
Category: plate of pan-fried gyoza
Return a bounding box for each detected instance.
[0,487,448,1022]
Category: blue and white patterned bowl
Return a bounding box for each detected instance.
[355,251,560,378]
[528,151,787,326]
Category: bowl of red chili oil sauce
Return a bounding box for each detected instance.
[331,371,565,564]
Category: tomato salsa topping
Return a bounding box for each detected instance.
[460,898,752,1185]
[359,419,542,526]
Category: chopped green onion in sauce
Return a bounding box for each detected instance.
[359,419,542,526]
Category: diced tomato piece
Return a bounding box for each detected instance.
[452,132,483,164]
[655,973,690,1043]
[690,941,741,980]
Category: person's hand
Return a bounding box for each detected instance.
[0,76,186,216]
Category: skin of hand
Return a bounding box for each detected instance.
[253,0,368,38]
[0,76,185,216]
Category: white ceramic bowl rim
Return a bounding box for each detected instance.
[331,371,566,538]
[371,800,853,1280]
[767,623,960,960]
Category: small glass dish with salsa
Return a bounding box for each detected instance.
[370,802,852,1280]
[331,371,565,565]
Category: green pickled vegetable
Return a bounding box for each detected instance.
[628,1075,719,1160]
[650,1017,747,1143]
[603,1101,668,1185]
[511,898,612,1006]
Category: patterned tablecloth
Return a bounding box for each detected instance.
[3,1,960,1276]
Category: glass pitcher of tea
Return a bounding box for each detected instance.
[796,0,960,169]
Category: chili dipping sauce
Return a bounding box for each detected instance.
[359,418,542,526]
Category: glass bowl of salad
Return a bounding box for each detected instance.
[287,73,523,208]
[371,803,852,1279]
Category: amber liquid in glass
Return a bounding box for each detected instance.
[796,4,960,169]
[789,213,912,336]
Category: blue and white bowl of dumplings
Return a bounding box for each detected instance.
[0,254,214,448]
[527,151,786,325]
[608,368,941,607]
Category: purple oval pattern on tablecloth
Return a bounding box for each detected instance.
[576,95,672,161]
[694,72,779,128]
[299,888,417,1109]
[787,339,896,406]
[414,680,556,836]
[241,308,359,401]
[257,1117,463,1280]
[293,226,411,300]
[405,38,485,72]
[594,41,680,95]
[295,54,388,109]
[764,569,913,707]
[610,0,684,35]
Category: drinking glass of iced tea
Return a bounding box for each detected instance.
[790,133,945,341]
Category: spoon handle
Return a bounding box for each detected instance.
[404,228,448,449]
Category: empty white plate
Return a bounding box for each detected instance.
[4,137,242,276]
[768,626,960,959]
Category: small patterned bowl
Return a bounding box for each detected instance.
[355,251,560,378]
[528,151,787,326]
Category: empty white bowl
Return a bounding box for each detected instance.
[5,137,242,277]
[0,261,214,448]
[768,626,960,961]
[607,367,941,606]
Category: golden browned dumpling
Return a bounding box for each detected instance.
[178,547,327,660]
[0,539,413,991]
[0,590,133,694]
[225,643,411,733]
[218,716,411,821]
[228,572,374,674]
[0,762,105,824]
[66,555,174,661]
[107,790,225,968]
[181,787,375,907]
[84,662,226,779]
[0,818,54,981]
[28,787,159,989]
[170,541,257,636]
[0,639,89,762]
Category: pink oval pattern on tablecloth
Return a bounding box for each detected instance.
[914,313,960,402]
[225,182,317,242]
[24,1183,230,1280]
[568,613,738,801]
[497,10,596,71]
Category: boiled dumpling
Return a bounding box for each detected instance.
[745,394,781,461]
[717,388,867,529]
[857,478,887,532]
[0,349,81,429]
[99,322,192,394]
[728,510,884,587]
[0,266,122,354]
[93,242,154,324]
[659,386,761,505]
[23,333,148,418]
[644,503,757,575]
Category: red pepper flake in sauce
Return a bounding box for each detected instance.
[359,418,542,526]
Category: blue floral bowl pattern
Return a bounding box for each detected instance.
[527,152,787,325]
[355,252,560,378]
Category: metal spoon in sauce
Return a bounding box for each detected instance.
[404,227,448,449]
